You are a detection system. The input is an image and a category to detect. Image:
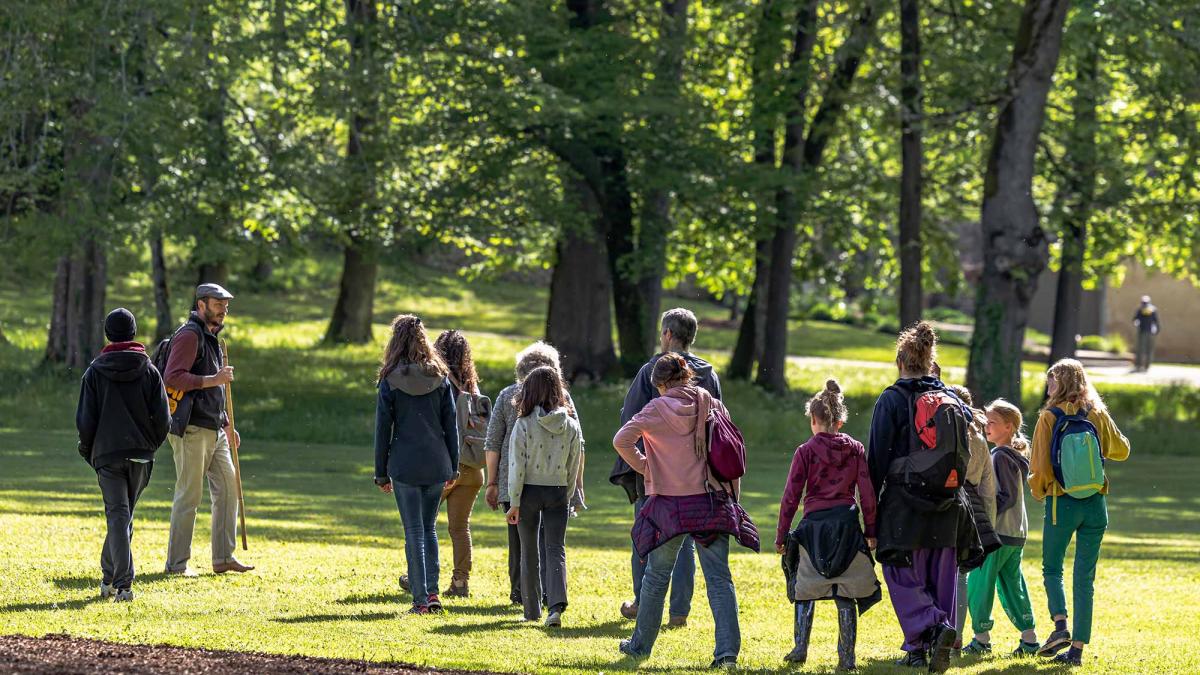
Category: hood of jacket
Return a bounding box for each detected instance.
[657,385,702,435]
[90,344,150,383]
[807,432,860,469]
[994,445,1030,476]
[386,362,445,396]
[535,406,572,435]
[680,352,715,385]
[891,375,945,395]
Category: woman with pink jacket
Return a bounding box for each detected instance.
[612,353,754,670]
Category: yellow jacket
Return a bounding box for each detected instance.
[1029,401,1130,501]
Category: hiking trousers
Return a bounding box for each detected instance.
[967,545,1036,634]
[166,426,239,570]
[97,460,153,590]
[1042,493,1107,643]
[442,464,483,580]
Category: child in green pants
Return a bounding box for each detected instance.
[1029,360,1131,667]
[964,398,1038,657]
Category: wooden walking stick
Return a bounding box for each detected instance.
[220,338,249,551]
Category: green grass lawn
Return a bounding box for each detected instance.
[1,263,1198,673]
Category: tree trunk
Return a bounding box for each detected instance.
[729,239,770,379]
[151,234,173,341]
[196,262,228,286]
[756,0,883,392]
[898,0,924,330]
[325,240,378,344]
[325,0,380,344]
[607,0,688,375]
[547,180,617,382]
[966,0,1071,403]
[1049,21,1100,365]
[45,240,107,370]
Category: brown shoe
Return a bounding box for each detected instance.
[620,600,638,620]
[213,560,255,574]
[443,576,469,598]
[165,567,199,578]
[668,615,688,628]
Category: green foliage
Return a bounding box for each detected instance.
[1078,333,1129,355]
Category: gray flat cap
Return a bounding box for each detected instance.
[196,283,234,300]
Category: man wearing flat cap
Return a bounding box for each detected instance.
[162,283,254,575]
[76,308,171,601]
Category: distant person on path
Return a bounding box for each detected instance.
[424,330,489,599]
[1132,295,1160,372]
[76,308,170,602]
[614,354,754,669]
[867,322,980,672]
[965,398,1039,658]
[162,284,253,576]
[1029,359,1130,666]
[483,342,583,606]
[610,308,722,626]
[776,379,879,671]
[374,314,459,615]
[506,366,584,626]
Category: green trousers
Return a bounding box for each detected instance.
[1042,493,1108,644]
[967,545,1035,634]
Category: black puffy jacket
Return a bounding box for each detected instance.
[76,344,171,469]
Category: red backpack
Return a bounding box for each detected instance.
[886,385,970,500]
[706,400,747,483]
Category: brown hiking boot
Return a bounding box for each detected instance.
[620,600,638,620]
[444,576,469,598]
[213,560,255,574]
[668,615,688,628]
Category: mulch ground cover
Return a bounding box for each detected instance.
[0,635,509,675]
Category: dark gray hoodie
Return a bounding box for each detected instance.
[992,445,1032,546]
[76,344,170,469]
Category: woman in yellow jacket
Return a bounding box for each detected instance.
[1029,359,1130,666]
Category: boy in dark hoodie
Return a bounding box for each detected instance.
[76,308,171,602]
[610,308,722,625]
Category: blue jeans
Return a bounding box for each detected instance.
[627,534,739,661]
[393,481,444,602]
[632,496,695,617]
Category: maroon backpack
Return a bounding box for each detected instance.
[706,401,747,483]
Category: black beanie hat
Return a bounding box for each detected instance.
[104,308,137,343]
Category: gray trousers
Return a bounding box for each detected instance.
[166,425,239,570]
[516,485,570,620]
[1135,332,1156,371]
[97,460,153,590]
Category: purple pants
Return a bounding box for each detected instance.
[882,548,958,652]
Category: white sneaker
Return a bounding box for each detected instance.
[99,582,116,598]
[546,609,562,628]
[114,589,134,602]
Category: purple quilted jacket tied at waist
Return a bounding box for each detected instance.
[632,491,760,558]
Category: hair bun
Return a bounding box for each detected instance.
[825,379,841,394]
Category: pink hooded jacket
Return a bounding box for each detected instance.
[612,385,726,497]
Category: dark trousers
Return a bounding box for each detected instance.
[515,485,570,620]
[503,500,547,604]
[393,481,444,602]
[96,460,153,590]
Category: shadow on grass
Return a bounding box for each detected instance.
[273,611,398,624]
[51,572,172,591]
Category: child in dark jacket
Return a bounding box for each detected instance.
[964,398,1039,657]
[75,308,171,602]
[776,379,878,672]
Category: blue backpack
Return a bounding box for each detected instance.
[1048,406,1105,498]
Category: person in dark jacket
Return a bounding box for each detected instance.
[76,308,170,602]
[162,284,252,576]
[374,314,459,615]
[867,322,978,672]
[1132,295,1160,372]
[610,308,721,626]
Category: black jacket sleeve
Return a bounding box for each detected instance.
[75,370,98,462]
[867,389,902,498]
[374,382,393,479]
[441,381,460,473]
[145,368,171,447]
[620,363,655,425]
